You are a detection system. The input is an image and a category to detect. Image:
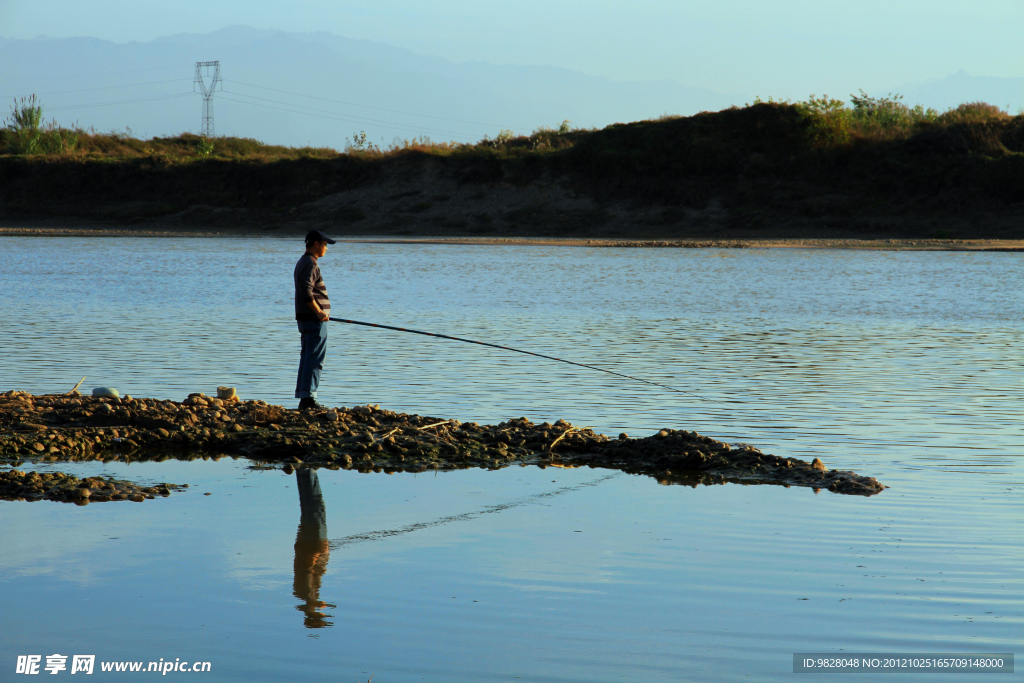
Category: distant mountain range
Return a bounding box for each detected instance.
[896,70,1024,113]
[0,26,739,147]
[1,27,1021,148]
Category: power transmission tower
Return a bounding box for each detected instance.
[193,61,222,138]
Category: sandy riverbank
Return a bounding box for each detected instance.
[4,105,1023,247]
[1,220,1022,250]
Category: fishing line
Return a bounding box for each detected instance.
[329,316,734,406]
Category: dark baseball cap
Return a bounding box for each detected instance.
[304,229,336,244]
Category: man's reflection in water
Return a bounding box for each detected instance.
[293,468,335,628]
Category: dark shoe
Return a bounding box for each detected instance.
[298,397,326,411]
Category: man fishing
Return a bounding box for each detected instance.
[294,229,336,411]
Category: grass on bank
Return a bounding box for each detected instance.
[1,89,1017,164]
[790,91,1013,146]
[0,93,576,161]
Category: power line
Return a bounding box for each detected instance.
[227,79,525,130]
[221,89,473,137]
[45,93,194,112]
[2,67,520,141]
[0,79,191,100]
[3,66,542,139]
[2,67,511,141]
[219,91,477,139]
[0,65,183,86]
[218,93,476,140]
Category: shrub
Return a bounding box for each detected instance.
[4,121,80,155]
[938,102,1010,125]
[490,129,515,148]
[6,95,42,131]
[3,95,79,154]
[792,91,972,147]
[384,135,459,155]
[848,90,937,136]
[345,131,380,154]
[194,137,214,156]
[796,95,851,146]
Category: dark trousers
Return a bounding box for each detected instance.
[295,320,328,399]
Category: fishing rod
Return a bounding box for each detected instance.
[328,317,730,405]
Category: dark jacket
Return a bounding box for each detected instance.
[294,253,331,321]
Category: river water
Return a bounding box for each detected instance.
[0,237,1020,682]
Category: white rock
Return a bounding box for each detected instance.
[217,386,238,400]
[92,387,120,398]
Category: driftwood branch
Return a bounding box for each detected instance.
[379,427,401,441]
[548,428,580,451]
[67,377,86,394]
[416,420,451,432]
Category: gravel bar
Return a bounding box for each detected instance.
[0,390,886,497]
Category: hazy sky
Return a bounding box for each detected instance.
[3,0,1023,99]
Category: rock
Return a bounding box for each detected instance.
[812,458,826,471]
[0,393,884,497]
[71,487,91,499]
[217,386,238,401]
[92,387,120,398]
